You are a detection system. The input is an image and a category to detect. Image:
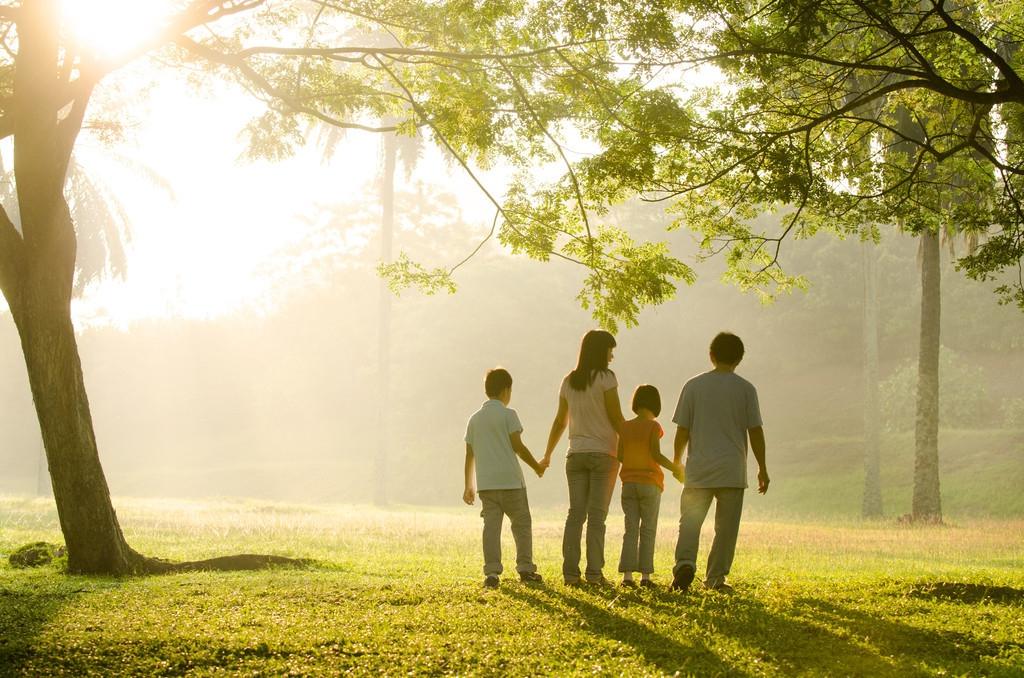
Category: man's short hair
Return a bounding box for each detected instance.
[631,384,661,416]
[710,332,745,365]
[485,368,513,398]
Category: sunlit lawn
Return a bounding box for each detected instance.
[1,497,1022,676]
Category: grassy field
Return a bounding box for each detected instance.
[1,496,1022,677]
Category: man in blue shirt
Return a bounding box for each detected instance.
[464,368,548,588]
[670,332,770,593]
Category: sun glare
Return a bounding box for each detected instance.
[61,0,171,61]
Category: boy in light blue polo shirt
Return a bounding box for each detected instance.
[464,368,548,588]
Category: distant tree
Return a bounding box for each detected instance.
[861,237,883,518]
[374,119,420,506]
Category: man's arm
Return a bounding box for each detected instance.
[463,444,476,504]
[511,432,545,477]
[543,397,569,464]
[749,426,769,494]
[673,426,690,465]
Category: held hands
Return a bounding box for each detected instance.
[463,487,476,505]
[757,468,770,495]
[671,463,685,484]
[534,457,549,478]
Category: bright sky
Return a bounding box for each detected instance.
[41,0,503,329]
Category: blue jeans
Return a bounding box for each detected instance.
[674,487,745,587]
[619,482,661,574]
[479,488,536,577]
[562,452,619,582]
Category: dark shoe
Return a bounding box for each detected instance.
[483,576,500,589]
[586,576,612,587]
[671,564,695,592]
[564,576,584,587]
[640,579,658,589]
[708,581,734,593]
[519,572,544,584]
[620,580,638,588]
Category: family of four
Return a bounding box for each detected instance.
[462,329,770,592]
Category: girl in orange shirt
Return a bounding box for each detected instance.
[617,385,684,587]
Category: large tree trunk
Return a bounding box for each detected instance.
[912,229,942,522]
[861,239,883,518]
[374,131,397,506]
[10,275,142,573]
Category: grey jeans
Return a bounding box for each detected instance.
[479,488,536,577]
[562,452,619,581]
[619,482,662,574]
[674,487,745,587]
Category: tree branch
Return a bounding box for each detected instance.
[234,41,611,63]
[930,1,1024,96]
[174,37,400,132]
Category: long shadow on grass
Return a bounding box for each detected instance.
[0,570,121,677]
[504,585,758,676]
[906,581,1024,605]
[573,586,941,676]
[793,597,1022,667]
[638,586,1014,675]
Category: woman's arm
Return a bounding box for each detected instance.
[544,396,569,463]
[603,387,626,434]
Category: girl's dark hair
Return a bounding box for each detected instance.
[568,330,617,391]
[631,384,661,416]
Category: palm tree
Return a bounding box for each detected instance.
[314,109,419,506]
[374,120,420,506]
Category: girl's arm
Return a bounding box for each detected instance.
[650,425,681,474]
[544,396,569,463]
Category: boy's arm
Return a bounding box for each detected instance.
[543,397,569,464]
[463,444,476,504]
[749,426,769,494]
[673,426,690,465]
[511,432,545,477]
[616,436,624,464]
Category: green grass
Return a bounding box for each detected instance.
[1,496,1022,676]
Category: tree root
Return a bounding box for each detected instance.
[133,552,313,574]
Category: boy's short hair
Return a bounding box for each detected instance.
[485,368,513,398]
[631,384,661,416]
[710,332,745,365]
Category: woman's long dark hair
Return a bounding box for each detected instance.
[568,330,617,391]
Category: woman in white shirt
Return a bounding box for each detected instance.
[542,330,626,585]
